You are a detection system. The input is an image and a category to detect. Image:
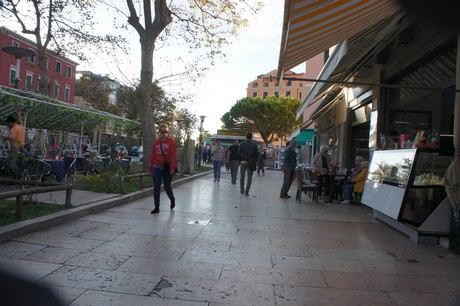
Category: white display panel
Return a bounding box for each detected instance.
[362,180,406,220]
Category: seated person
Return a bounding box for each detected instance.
[340,161,369,204]
[333,155,364,200]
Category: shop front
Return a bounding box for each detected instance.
[278,5,460,248]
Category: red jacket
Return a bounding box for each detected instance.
[149,136,177,172]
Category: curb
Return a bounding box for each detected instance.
[0,170,213,243]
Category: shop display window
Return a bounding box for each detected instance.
[367,149,415,188]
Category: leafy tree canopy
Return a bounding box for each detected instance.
[117,82,197,145]
[221,96,302,146]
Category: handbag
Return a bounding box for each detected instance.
[159,141,177,174]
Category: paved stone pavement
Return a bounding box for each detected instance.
[1,169,460,305]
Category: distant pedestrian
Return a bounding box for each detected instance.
[238,132,258,196]
[149,124,176,214]
[211,140,225,182]
[280,140,297,199]
[257,148,266,176]
[226,139,240,184]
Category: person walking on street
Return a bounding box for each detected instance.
[238,132,258,196]
[1,105,25,178]
[149,124,177,214]
[280,140,297,199]
[211,139,225,182]
[257,148,266,176]
[226,139,240,184]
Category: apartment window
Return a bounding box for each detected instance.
[263,83,269,87]
[64,85,70,100]
[27,50,35,64]
[286,91,291,97]
[275,82,279,86]
[26,72,33,89]
[263,92,268,98]
[12,41,19,47]
[252,83,258,88]
[275,91,279,98]
[287,80,292,86]
[252,92,257,97]
[55,61,62,74]
[65,66,72,78]
[53,82,60,97]
[9,67,16,85]
[298,92,302,100]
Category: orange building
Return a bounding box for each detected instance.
[246,69,307,100]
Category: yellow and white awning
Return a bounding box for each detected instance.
[278,0,401,76]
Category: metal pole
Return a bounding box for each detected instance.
[198,122,203,167]
[14,57,20,89]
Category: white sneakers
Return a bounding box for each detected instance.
[341,200,350,205]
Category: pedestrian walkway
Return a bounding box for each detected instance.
[0,169,460,305]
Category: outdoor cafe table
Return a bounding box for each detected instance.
[42,158,65,182]
[318,173,347,203]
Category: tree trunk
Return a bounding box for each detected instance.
[139,38,156,173]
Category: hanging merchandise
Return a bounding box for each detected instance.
[411,131,422,149]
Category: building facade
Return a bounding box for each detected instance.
[0,27,78,103]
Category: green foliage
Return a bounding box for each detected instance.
[221,96,302,146]
[0,200,66,227]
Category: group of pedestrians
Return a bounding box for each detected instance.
[150,126,370,214]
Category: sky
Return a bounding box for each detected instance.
[76,0,303,137]
[4,0,303,138]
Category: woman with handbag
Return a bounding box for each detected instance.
[149,124,177,214]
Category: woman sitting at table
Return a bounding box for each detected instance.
[340,161,369,204]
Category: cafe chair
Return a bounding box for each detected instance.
[23,158,51,184]
[295,167,318,203]
[75,157,95,176]
[63,156,77,182]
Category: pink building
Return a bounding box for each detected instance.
[0,27,78,103]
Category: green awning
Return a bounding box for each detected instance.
[294,129,314,146]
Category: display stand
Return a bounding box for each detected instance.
[362,148,453,245]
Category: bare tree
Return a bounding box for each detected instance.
[105,0,262,171]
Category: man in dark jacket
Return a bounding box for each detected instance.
[280,140,297,199]
[226,139,240,184]
[237,132,258,196]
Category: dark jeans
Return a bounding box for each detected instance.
[229,160,239,183]
[240,162,254,194]
[213,160,222,179]
[280,167,295,196]
[152,166,175,207]
[257,160,265,175]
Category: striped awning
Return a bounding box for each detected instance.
[278,0,401,75]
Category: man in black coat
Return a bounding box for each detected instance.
[237,132,258,196]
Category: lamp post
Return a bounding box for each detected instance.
[198,115,206,167]
[1,46,35,89]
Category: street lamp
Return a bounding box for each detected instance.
[1,46,35,89]
[198,115,206,167]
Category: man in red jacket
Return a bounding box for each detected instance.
[149,124,177,214]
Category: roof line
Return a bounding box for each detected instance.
[282,77,460,93]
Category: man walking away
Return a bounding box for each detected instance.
[280,140,297,199]
[238,132,258,196]
[227,139,240,184]
[257,148,266,176]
